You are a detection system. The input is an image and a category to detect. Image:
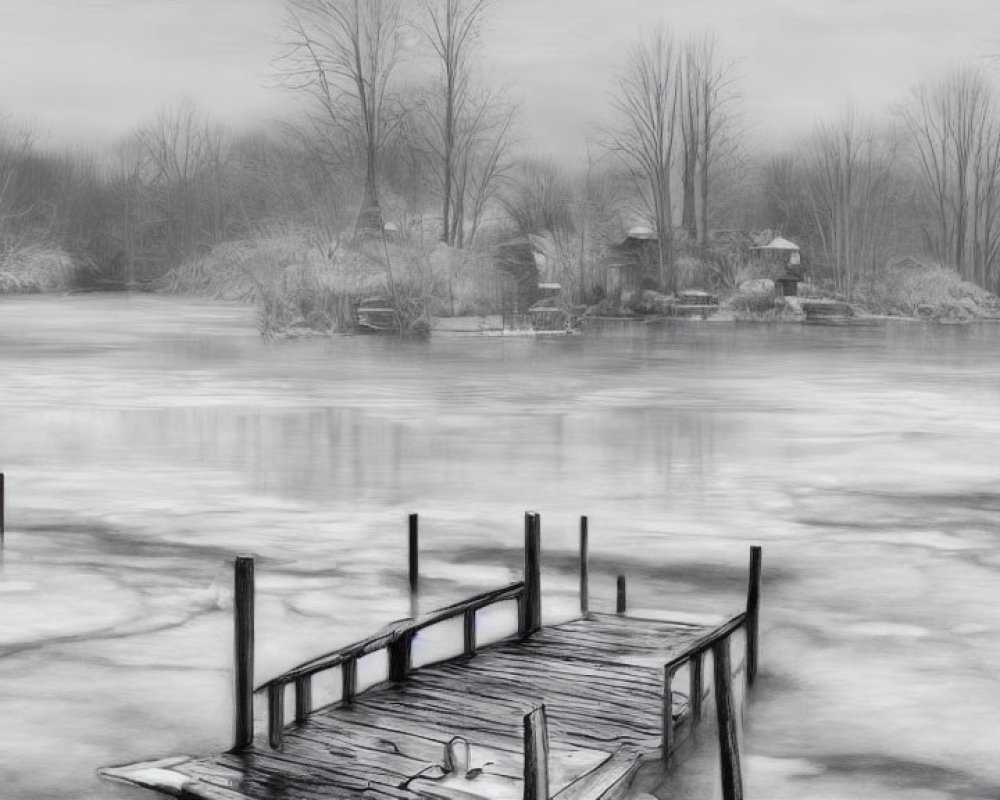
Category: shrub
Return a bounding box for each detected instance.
[856,258,999,317]
[0,246,89,293]
[727,288,776,315]
[160,227,511,336]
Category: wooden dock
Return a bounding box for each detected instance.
[100,513,761,800]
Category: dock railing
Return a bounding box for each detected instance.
[657,544,762,800]
[228,512,760,800]
[239,512,543,751]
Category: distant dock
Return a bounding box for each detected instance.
[100,513,762,800]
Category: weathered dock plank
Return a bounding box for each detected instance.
[99,517,762,800]
[102,615,711,800]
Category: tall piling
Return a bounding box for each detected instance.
[232,556,255,751]
[408,513,419,618]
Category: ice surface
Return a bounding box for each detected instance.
[1,296,1000,799]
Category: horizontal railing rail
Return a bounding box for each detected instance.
[255,579,526,692]
[663,610,748,675]
[245,514,544,750]
[255,579,529,750]
[224,510,761,800]
[658,544,761,800]
[661,610,748,765]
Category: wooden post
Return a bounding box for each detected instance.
[463,607,477,656]
[232,556,254,752]
[713,638,744,800]
[409,513,419,619]
[521,512,541,636]
[389,631,413,682]
[579,516,589,617]
[1,472,5,545]
[268,682,284,750]
[294,675,312,723]
[342,658,357,703]
[662,664,675,767]
[523,705,550,800]
[616,575,627,615]
[689,652,704,725]
[746,546,762,686]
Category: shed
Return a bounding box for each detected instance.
[493,237,541,312]
[752,236,804,297]
[606,227,662,296]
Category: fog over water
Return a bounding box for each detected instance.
[0,294,998,799]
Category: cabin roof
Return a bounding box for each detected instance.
[753,236,800,251]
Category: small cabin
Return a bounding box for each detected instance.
[606,227,661,296]
[492,234,565,313]
[752,236,804,297]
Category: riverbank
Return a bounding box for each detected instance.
[584,262,1000,328]
[5,235,999,334]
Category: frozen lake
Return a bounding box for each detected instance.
[1,294,998,799]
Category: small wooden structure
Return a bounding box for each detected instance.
[494,238,546,313]
[606,228,660,297]
[101,513,762,800]
[752,237,804,297]
[356,297,398,333]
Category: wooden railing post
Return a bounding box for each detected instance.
[342,658,357,703]
[713,637,744,800]
[523,705,550,800]
[463,607,477,656]
[521,512,541,636]
[389,631,414,682]
[579,516,589,617]
[268,683,284,750]
[689,652,704,724]
[662,664,675,768]
[1,471,5,546]
[746,546,762,686]
[294,675,312,723]
[409,513,419,619]
[616,575,627,615]
[232,556,254,752]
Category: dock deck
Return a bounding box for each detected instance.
[101,514,760,800]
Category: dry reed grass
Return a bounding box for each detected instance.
[158,229,509,336]
[0,246,84,293]
[857,258,999,316]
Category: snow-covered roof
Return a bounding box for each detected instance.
[754,236,799,251]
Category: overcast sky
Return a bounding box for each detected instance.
[1,0,998,157]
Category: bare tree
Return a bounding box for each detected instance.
[418,0,485,244]
[501,157,575,237]
[760,153,809,235]
[571,151,627,302]
[133,100,232,268]
[679,46,700,242]
[902,66,1000,290]
[804,110,902,297]
[279,0,405,235]
[0,118,36,253]
[678,35,740,250]
[693,36,738,251]
[450,87,516,247]
[606,26,680,291]
[415,0,515,248]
